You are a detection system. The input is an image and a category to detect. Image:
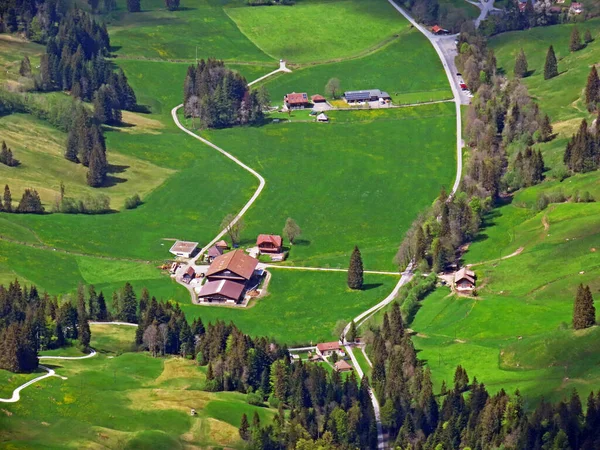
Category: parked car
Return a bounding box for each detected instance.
[456,72,462,76]
[460,83,468,91]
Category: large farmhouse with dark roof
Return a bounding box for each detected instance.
[206,250,258,283]
[284,92,310,110]
[343,89,391,104]
[197,279,245,303]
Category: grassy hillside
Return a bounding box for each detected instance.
[225,0,410,64]
[490,18,600,123]
[0,324,274,449]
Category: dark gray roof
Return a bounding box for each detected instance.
[344,90,371,101]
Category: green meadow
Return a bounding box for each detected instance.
[0,324,274,449]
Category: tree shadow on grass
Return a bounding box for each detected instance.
[293,238,311,246]
[108,164,130,174]
[103,175,127,187]
[362,283,383,291]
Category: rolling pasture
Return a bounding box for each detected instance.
[0,324,273,449]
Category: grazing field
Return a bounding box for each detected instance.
[180,270,398,345]
[0,113,174,209]
[490,18,600,123]
[225,0,409,64]
[261,29,452,106]
[201,103,457,270]
[0,324,274,449]
[106,0,274,62]
[0,35,44,86]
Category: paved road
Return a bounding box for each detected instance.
[247,60,291,87]
[89,321,138,327]
[0,350,97,403]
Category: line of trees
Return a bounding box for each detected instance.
[183,59,268,128]
[564,118,599,173]
[0,184,44,214]
[0,281,97,373]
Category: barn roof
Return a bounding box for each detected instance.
[317,341,341,352]
[206,250,258,280]
[198,279,244,301]
[334,360,353,371]
[285,92,309,104]
[257,234,282,247]
[169,241,199,254]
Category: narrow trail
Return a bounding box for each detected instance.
[467,246,524,267]
[0,350,97,403]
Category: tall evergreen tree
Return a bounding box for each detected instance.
[17,189,44,214]
[87,143,108,187]
[120,282,138,323]
[19,56,32,77]
[539,114,554,142]
[544,45,558,80]
[573,284,595,330]
[3,184,12,212]
[347,246,364,290]
[96,292,108,321]
[239,413,251,440]
[514,48,528,78]
[570,26,583,52]
[127,0,141,12]
[585,66,600,112]
[584,29,594,44]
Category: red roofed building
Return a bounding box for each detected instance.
[257,234,283,253]
[454,267,476,293]
[431,25,448,34]
[206,250,258,283]
[316,341,345,358]
[311,94,326,103]
[198,279,245,304]
[284,92,309,110]
[334,360,353,372]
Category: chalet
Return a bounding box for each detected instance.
[454,267,476,293]
[431,25,449,35]
[206,249,258,283]
[344,89,391,104]
[257,234,283,254]
[198,279,245,304]
[317,113,329,122]
[311,94,326,103]
[570,2,583,14]
[316,341,345,358]
[284,92,310,110]
[334,360,353,372]
[215,240,230,250]
[206,245,223,263]
[169,240,199,258]
[182,266,195,283]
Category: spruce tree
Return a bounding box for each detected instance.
[3,184,12,212]
[97,292,108,321]
[573,284,595,330]
[79,320,91,350]
[87,144,108,187]
[584,29,593,44]
[17,189,44,214]
[19,56,32,77]
[514,49,528,78]
[347,320,357,343]
[127,0,141,12]
[585,66,600,112]
[239,413,250,440]
[120,282,138,323]
[347,246,364,290]
[570,26,583,52]
[544,45,558,80]
[539,114,553,142]
[0,324,20,372]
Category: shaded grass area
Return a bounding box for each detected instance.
[201,103,457,270]
[0,35,44,86]
[490,18,600,122]
[106,0,274,62]
[225,0,410,64]
[260,29,451,106]
[0,324,274,449]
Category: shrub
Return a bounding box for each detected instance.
[247,392,264,406]
[125,193,143,210]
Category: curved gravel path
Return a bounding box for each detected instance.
[0,350,97,403]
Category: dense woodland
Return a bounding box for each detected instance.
[183,59,268,128]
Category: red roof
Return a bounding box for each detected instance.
[432,25,443,33]
[317,342,341,352]
[185,266,195,276]
[215,240,229,249]
[198,279,244,301]
[334,360,353,371]
[206,250,258,280]
[257,234,282,247]
[311,94,326,102]
[285,92,309,105]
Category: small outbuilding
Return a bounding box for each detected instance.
[257,234,283,254]
[169,241,199,258]
[317,113,329,122]
[311,94,326,103]
[454,267,476,293]
[334,360,353,372]
[215,240,230,250]
[316,341,345,358]
[207,245,223,263]
[182,266,195,283]
[431,25,449,35]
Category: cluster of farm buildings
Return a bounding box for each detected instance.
[168,234,285,306]
[283,88,392,111]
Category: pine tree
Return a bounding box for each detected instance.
[544,45,558,80]
[3,184,12,212]
[573,284,595,330]
[539,114,553,142]
[514,49,529,78]
[347,246,364,290]
[17,189,44,214]
[570,26,583,52]
[584,29,594,44]
[120,282,138,323]
[0,324,20,372]
[97,292,108,321]
[87,143,108,187]
[414,224,427,262]
[19,56,32,77]
[79,320,91,350]
[347,320,357,343]
[239,413,251,440]
[127,0,141,12]
[585,66,600,112]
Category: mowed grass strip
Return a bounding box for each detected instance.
[225,0,409,64]
[106,0,274,62]
[260,29,452,106]
[0,323,274,449]
[201,103,457,270]
[490,18,600,122]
